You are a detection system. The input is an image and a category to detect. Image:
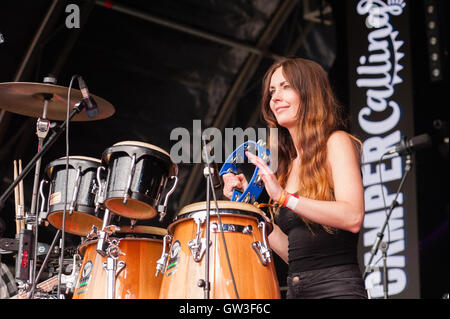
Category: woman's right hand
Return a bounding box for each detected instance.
[222,173,248,199]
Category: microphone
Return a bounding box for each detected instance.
[202,141,222,189]
[387,133,432,155]
[77,76,99,118]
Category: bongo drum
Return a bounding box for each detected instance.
[101,141,177,220]
[45,156,104,236]
[73,226,166,299]
[157,201,280,299]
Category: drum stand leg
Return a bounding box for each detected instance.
[96,209,112,257]
[102,240,125,299]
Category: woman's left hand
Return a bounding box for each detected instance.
[246,151,283,202]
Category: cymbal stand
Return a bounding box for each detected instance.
[28,76,55,295]
[13,76,55,294]
[200,161,212,299]
[0,91,90,297]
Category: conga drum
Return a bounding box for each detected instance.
[101,141,177,220]
[157,201,280,299]
[73,226,166,299]
[45,156,104,236]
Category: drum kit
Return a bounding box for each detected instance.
[0,78,280,299]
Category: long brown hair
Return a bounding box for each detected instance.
[261,57,353,232]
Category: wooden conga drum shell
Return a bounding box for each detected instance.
[158,201,280,299]
[73,237,163,299]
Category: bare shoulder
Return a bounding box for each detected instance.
[327,130,362,159]
[327,130,355,147]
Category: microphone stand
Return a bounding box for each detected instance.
[200,138,213,299]
[363,153,413,298]
[200,138,240,299]
[0,100,88,297]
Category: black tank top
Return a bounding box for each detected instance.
[274,207,359,273]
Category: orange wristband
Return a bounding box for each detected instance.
[277,191,287,207]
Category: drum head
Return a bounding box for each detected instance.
[113,141,171,157]
[104,197,157,220]
[118,225,167,237]
[177,200,264,217]
[47,211,103,236]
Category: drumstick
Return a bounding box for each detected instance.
[13,160,21,234]
[18,159,25,230]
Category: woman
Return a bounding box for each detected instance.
[223,57,367,299]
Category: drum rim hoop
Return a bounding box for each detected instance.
[118,225,167,236]
[113,140,170,157]
[177,200,263,216]
[57,156,101,163]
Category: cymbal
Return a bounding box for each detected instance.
[0,82,115,121]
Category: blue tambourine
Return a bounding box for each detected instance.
[219,140,270,203]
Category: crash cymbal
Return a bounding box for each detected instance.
[0,82,115,121]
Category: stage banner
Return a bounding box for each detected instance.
[346,0,421,298]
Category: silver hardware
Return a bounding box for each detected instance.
[210,222,253,234]
[257,139,266,148]
[252,221,272,266]
[155,234,172,276]
[123,154,136,204]
[38,179,48,224]
[65,253,81,294]
[103,239,126,299]
[188,214,208,262]
[96,209,117,257]
[226,168,235,174]
[85,225,99,241]
[158,175,178,222]
[254,174,263,186]
[247,143,257,153]
[95,166,106,212]
[36,118,50,139]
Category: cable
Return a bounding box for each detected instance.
[201,137,239,299]
[57,74,78,298]
[210,178,239,299]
